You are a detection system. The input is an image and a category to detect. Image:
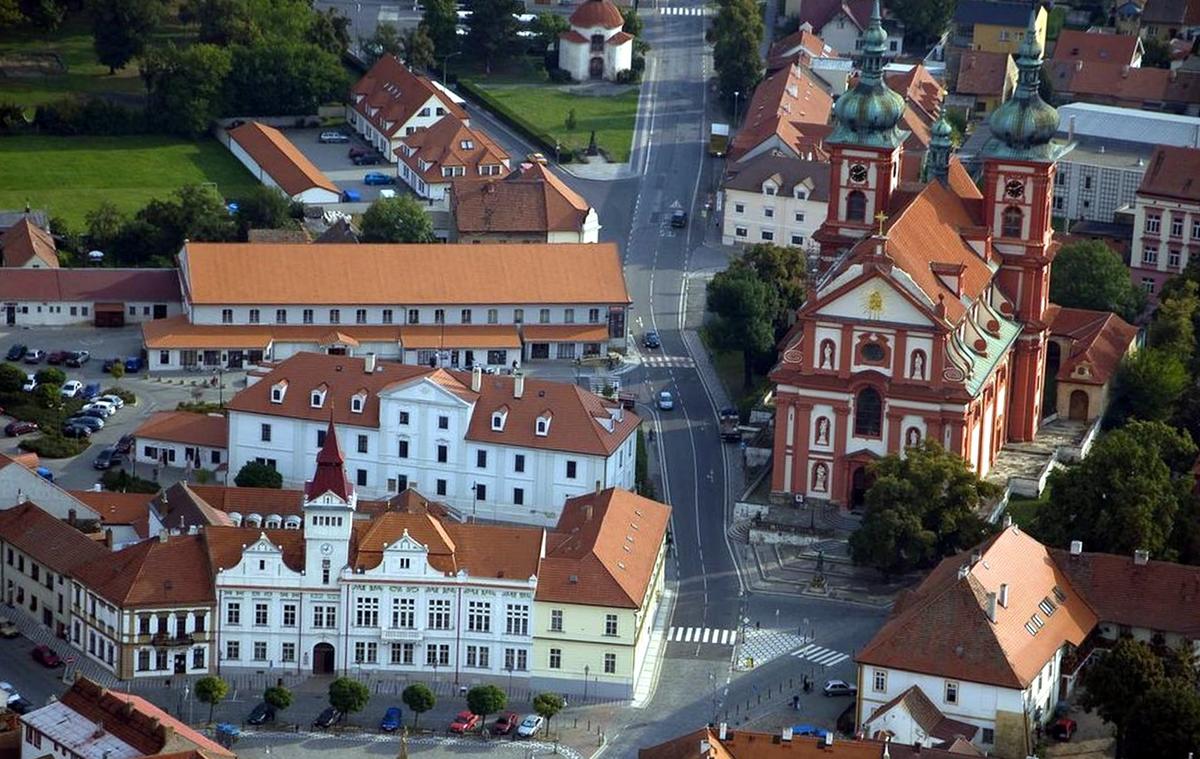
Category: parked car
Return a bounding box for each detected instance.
[97,394,125,409]
[115,434,134,454]
[246,702,275,725]
[312,707,341,728]
[60,423,92,439]
[1050,718,1077,741]
[79,408,111,422]
[5,421,37,436]
[65,350,90,367]
[670,209,688,228]
[82,400,116,417]
[21,374,36,392]
[515,714,544,738]
[319,131,349,143]
[0,617,18,638]
[363,172,395,186]
[65,415,104,431]
[643,330,660,349]
[823,679,857,697]
[101,357,120,373]
[341,189,362,203]
[31,644,62,667]
[353,154,384,166]
[124,356,142,372]
[81,382,101,400]
[348,147,369,159]
[1,684,31,715]
[93,448,123,470]
[657,390,674,410]
[449,710,480,734]
[380,706,403,732]
[492,712,519,736]
[22,349,44,364]
[5,344,26,361]
[46,351,66,365]
[60,380,83,398]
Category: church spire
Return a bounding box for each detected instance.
[926,114,954,183]
[827,0,908,149]
[982,4,1066,161]
[305,418,352,501]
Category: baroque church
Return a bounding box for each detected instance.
[769,3,1135,507]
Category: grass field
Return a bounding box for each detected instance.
[0,135,257,229]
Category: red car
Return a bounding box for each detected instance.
[5,421,37,437]
[492,712,519,735]
[31,645,62,667]
[1050,718,1077,741]
[45,351,66,365]
[449,710,480,733]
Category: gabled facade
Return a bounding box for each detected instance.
[721,152,830,247]
[557,0,632,82]
[395,115,511,201]
[346,55,467,163]
[781,0,904,57]
[1128,144,1200,298]
[450,159,601,244]
[0,217,58,269]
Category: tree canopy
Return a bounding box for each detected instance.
[361,195,436,243]
[401,683,436,728]
[421,0,458,60]
[706,264,777,390]
[235,460,283,488]
[194,676,229,724]
[465,685,507,726]
[888,0,954,48]
[1106,348,1190,427]
[234,186,293,232]
[1049,239,1145,322]
[532,692,564,733]
[263,685,293,711]
[465,0,521,72]
[225,41,346,117]
[89,0,162,73]
[141,43,231,137]
[711,0,762,112]
[328,677,370,719]
[738,243,808,332]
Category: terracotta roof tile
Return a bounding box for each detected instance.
[1137,144,1200,201]
[864,685,979,743]
[857,527,1097,689]
[141,315,274,350]
[0,217,58,268]
[639,727,881,759]
[606,30,633,45]
[767,27,837,69]
[228,122,339,196]
[204,526,307,573]
[560,29,589,44]
[0,501,109,574]
[568,0,624,29]
[67,491,154,536]
[134,411,228,449]
[72,534,216,608]
[351,55,466,139]
[399,325,520,348]
[885,65,944,123]
[451,161,592,234]
[1052,29,1141,65]
[729,64,833,161]
[791,0,877,33]
[1044,60,1200,108]
[723,153,831,200]
[1045,305,1137,385]
[178,241,631,306]
[538,489,669,608]
[0,268,181,303]
[395,115,510,184]
[352,512,543,578]
[1050,548,1200,636]
[955,50,1015,96]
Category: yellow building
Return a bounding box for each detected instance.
[532,488,670,700]
[953,0,1047,55]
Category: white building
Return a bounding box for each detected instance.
[227,122,341,205]
[558,0,633,82]
[132,411,228,473]
[395,115,510,203]
[721,153,830,247]
[226,352,639,523]
[0,269,181,328]
[1128,144,1200,299]
[0,454,101,522]
[347,54,467,164]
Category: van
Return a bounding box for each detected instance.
[379,189,396,199]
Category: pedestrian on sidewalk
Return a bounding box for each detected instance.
[791,694,800,710]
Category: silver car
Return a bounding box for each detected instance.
[516,714,544,738]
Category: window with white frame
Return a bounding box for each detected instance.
[467,601,492,632]
[550,609,563,632]
[391,642,415,665]
[354,641,378,663]
[506,604,529,636]
[1143,243,1159,264]
[428,599,452,629]
[872,669,886,692]
[1170,250,1182,268]
[355,596,380,627]
[735,226,748,237]
[392,597,415,628]
[253,641,267,660]
[604,652,616,673]
[466,645,490,668]
[281,642,296,662]
[548,648,562,669]
[225,640,239,659]
[226,602,240,625]
[604,613,618,636]
[1146,213,1161,233]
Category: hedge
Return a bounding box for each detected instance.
[103,387,137,405]
[456,80,569,163]
[19,433,89,458]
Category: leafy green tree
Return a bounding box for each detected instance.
[263,685,294,711]
[621,6,642,37]
[141,43,232,137]
[235,460,283,488]
[0,0,25,27]
[401,683,435,729]
[85,201,126,255]
[195,675,229,724]
[109,363,125,382]
[180,0,313,46]
[711,0,762,111]
[362,23,405,67]
[0,363,27,393]
[421,0,458,59]
[361,195,435,243]
[401,26,436,70]
[739,243,807,333]
[466,0,521,72]
[22,0,64,30]
[33,383,61,409]
[307,7,351,54]
[1081,638,1168,756]
[1049,239,1145,322]
[1141,36,1172,69]
[848,441,998,576]
[465,684,506,728]
[706,265,777,390]
[328,677,369,722]
[888,0,953,48]
[132,184,238,260]
[533,12,568,54]
[1034,421,1197,560]
[225,41,345,117]
[235,186,292,232]
[564,108,577,131]
[1147,279,1198,363]
[1107,348,1190,426]
[1125,686,1200,759]
[89,0,162,73]
[35,367,65,386]
[532,692,563,735]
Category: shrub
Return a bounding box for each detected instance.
[35,368,66,386]
[100,469,160,493]
[547,67,573,83]
[631,54,646,74]
[19,434,89,458]
[235,461,283,488]
[32,97,148,136]
[176,401,224,414]
[615,69,641,84]
[103,387,136,405]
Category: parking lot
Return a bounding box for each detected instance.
[278,127,405,208]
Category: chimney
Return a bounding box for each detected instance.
[104,528,113,549]
[718,723,728,740]
[594,479,602,495]
[882,737,891,759]
[970,549,982,565]
[1068,115,1076,142]
[1121,64,1130,77]
[158,529,168,543]
[363,352,377,373]
[957,563,970,580]
[513,372,525,399]
[985,591,997,622]
[1134,549,1149,565]
[1069,539,1083,557]
[1003,514,1013,528]
[999,583,1009,608]
[68,508,77,527]
[781,726,793,742]
[471,365,482,392]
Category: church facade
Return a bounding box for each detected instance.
[770,3,1077,507]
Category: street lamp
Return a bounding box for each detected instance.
[554,139,561,164]
[506,664,514,697]
[733,90,741,127]
[583,664,590,702]
[471,482,479,523]
[443,51,463,86]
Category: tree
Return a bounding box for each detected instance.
[401,683,435,729]
[1107,348,1190,426]
[235,186,292,232]
[0,363,26,393]
[706,265,777,390]
[1034,421,1197,560]
[89,0,162,73]
[1141,36,1172,69]
[0,0,24,28]
[1081,638,1168,756]
[1147,279,1198,363]
[33,383,61,409]
[621,6,642,37]
[1049,239,1145,322]
[328,677,370,722]
[466,0,521,72]
[532,12,568,54]
[35,367,65,386]
[360,196,435,243]
[465,684,506,728]
[85,201,126,255]
[564,108,577,131]
[263,685,294,712]
[235,460,283,488]
[225,41,346,117]
[22,0,64,30]
[109,363,125,382]
[401,26,435,70]
[532,692,563,735]
[888,0,953,48]
[194,675,229,724]
[848,441,998,576]
[307,7,351,54]
[739,243,807,333]
[421,0,458,59]
[711,0,762,110]
[141,43,232,137]
[362,22,405,66]
[1125,686,1200,759]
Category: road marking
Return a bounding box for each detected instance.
[657,6,709,14]
[790,645,851,667]
[668,627,738,646]
[702,628,711,643]
[643,355,696,368]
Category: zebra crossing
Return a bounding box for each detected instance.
[643,354,696,368]
[668,626,739,646]
[790,643,851,667]
[657,5,710,14]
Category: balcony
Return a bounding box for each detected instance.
[152,632,196,647]
[381,627,422,642]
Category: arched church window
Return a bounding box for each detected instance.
[846,191,867,223]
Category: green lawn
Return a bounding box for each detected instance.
[0,135,257,229]
[0,15,194,108]
[1004,484,1052,528]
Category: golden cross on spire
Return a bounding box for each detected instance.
[875,211,889,236]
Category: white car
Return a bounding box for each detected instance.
[82,401,116,417]
[96,394,125,409]
[515,714,544,738]
[21,374,36,392]
[60,380,83,398]
[657,390,674,410]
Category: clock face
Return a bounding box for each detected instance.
[848,164,868,183]
[1005,180,1024,199]
[321,543,332,555]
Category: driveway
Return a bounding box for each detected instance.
[282,127,401,208]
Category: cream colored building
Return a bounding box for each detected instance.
[532,488,669,700]
[721,153,830,248]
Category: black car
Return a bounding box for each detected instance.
[670,209,688,228]
[312,707,341,728]
[65,415,104,431]
[643,330,661,349]
[352,154,383,166]
[5,344,26,361]
[101,357,121,373]
[115,434,134,454]
[61,423,92,439]
[93,448,122,470]
[7,697,32,715]
[246,702,276,725]
[78,408,109,421]
[65,350,90,367]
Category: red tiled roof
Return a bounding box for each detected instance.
[350,54,466,140]
[0,501,109,574]
[203,525,307,573]
[560,29,589,44]
[792,0,877,33]
[72,534,216,608]
[1137,144,1200,202]
[0,217,58,268]
[640,728,880,759]
[395,115,510,184]
[1051,29,1141,65]
[606,30,633,45]
[729,65,833,161]
[955,50,1015,96]
[352,511,543,578]
[885,65,944,123]
[568,0,624,29]
[1044,60,1200,108]
[863,685,979,743]
[452,161,592,234]
[134,411,228,449]
[767,27,836,69]
[67,491,154,537]
[0,268,181,303]
[1046,305,1137,385]
[228,122,339,196]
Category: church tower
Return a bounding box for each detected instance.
[980,7,1070,442]
[302,419,357,587]
[816,0,909,270]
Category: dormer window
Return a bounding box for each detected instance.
[491,407,508,431]
[311,387,327,408]
[350,392,366,414]
[536,413,552,436]
[460,139,474,150]
[763,183,777,196]
[270,381,287,404]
